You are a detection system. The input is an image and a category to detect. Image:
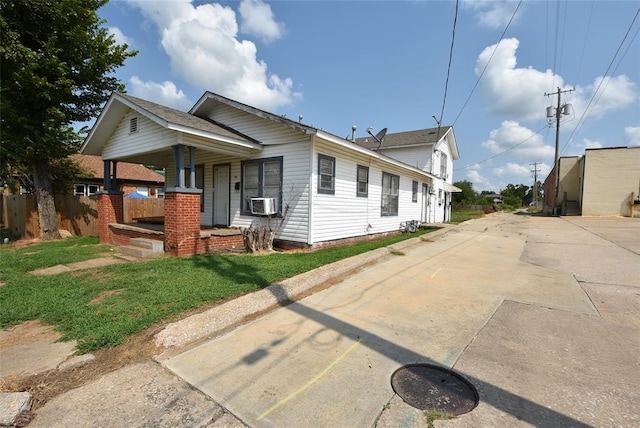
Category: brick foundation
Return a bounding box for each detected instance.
[164,191,202,256]
[97,192,124,244]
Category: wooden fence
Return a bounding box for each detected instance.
[123,197,164,223]
[0,194,164,239]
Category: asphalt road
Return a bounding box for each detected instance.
[28,213,640,427]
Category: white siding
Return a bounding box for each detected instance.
[165,128,313,242]
[381,145,435,173]
[209,105,309,145]
[310,140,426,243]
[102,111,177,160]
[233,140,312,243]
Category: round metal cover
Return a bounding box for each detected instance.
[391,364,478,415]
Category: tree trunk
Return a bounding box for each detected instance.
[31,161,61,240]
[242,225,275,253]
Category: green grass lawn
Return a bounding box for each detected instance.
[0,228,437,352]
[450,209,485,224]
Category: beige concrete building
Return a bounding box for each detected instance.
[543,146,640,217]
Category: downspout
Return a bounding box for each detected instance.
[307,136,315,246]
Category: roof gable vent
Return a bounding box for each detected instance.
[129,116,138,134]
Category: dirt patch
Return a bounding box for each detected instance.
[0,300,235,411]
[87,289,125,305]
[0,320,62,347]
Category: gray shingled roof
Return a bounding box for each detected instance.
[353,126,451,150]
[119,93,259,144]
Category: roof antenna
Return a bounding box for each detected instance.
[432,115,443,141]
[367,127,387,151]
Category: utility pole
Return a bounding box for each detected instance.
[530,162,540,207]
[545,87,574,215]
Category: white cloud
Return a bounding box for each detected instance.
[108,27,134,47]
[465,167,495,192]
[129,76,193,111]
[239,0,284,43]
[582,75,638,119]
[624,126,640,146]
[477,38,560,122]
[127,0,299,111]
[493,162,530,179]
[580,138,603,150]
[481,120,554,160]
[477,38,639,124]
[462,0,522,29]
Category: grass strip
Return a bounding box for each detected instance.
[1,228,436,352]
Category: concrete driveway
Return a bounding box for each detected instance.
[27,213,639,427]
[159,213,638,427]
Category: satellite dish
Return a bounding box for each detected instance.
[367,127,387,150]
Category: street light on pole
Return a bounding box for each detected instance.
[545,87,574,216]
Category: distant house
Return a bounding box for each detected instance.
[543,146,640,216]
[71,153,165,198]
[82,91,461,256]
[353,127,460,223]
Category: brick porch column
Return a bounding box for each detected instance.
[97,192,124,244]
[164,190,201,256]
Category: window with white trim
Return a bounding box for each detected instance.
[381,172,399,216]
[74,184,86,196]
[356,165,369,197]
[241,157,283,214]
[318,154,335,194]
[440,152,448,179]
[412,180,418,202]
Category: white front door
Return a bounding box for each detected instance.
[213,164,230,226]
[422,183,431,223]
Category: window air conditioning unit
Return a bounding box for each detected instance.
[250,197,277,215]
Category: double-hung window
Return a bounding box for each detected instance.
[381,172,399,216]
[356,165,369,197]
[440,152,448,179]
[73,184,86,196]
[318,154,335,194]
[242,157,283,214]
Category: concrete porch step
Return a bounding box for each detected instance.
[118,238,164,258]
[130,237,164,252]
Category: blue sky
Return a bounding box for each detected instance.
[99,0,640,192]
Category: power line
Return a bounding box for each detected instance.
[454,124,548,171]
[435,0,459,129]
[561,7,640,154]
[450,0,522,127]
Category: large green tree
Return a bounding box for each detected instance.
[501,183,530,207]
[452,180,477,204]
[1,0,135,239]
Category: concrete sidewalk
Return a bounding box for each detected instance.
[13,214,640,427]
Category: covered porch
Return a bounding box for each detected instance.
[84,92,263,256]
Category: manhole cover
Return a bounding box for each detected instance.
[390,364,478,415]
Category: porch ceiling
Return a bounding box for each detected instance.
[108,136,261,167]
[82,93,263,164]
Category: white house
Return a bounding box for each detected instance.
[82,91,460,255]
